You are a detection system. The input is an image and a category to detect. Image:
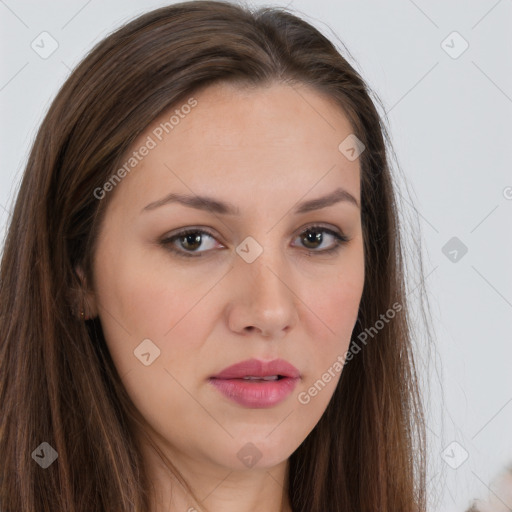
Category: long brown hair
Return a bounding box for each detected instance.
[0,1,430,510]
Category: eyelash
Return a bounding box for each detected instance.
[159,224,350,259]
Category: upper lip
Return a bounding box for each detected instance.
[211,358,300,379]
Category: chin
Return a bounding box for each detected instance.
[214,438,296,471]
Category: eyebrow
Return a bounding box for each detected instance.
[142,187,359,215]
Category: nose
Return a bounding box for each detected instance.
[226,250,299,340]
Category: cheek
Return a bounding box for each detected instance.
[94,244,191,336]
[310,276,362,336]
[93,244,217,377]
[298,252,364,389]
[306,255,364,344]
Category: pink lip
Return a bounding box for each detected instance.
[209,358,300,408]
[211,358,300,379]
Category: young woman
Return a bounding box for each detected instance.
[0,1,430,510]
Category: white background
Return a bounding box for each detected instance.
[1,1,511,510]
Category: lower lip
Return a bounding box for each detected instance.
[209,377,300,408]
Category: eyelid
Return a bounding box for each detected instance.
[160,223,350,258]
[160,227,222,257]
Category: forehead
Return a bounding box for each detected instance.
[165,81,355,147]
[108,82,361,215]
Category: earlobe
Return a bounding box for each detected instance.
[74,265,99,320]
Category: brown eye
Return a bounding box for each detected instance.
[178,232,203,251]
[161,228,221,258]
[301,229,324,250]
[293,226,349,254]
[160,225,349,259]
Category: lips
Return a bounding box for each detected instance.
[209,358,301,408]
[210,358,300,380]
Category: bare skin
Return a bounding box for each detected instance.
[82,81,365,512]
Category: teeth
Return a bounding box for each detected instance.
[243,375,279,381]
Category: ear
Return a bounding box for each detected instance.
[74,265,99,320]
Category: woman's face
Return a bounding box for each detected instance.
[88,81,364,475]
